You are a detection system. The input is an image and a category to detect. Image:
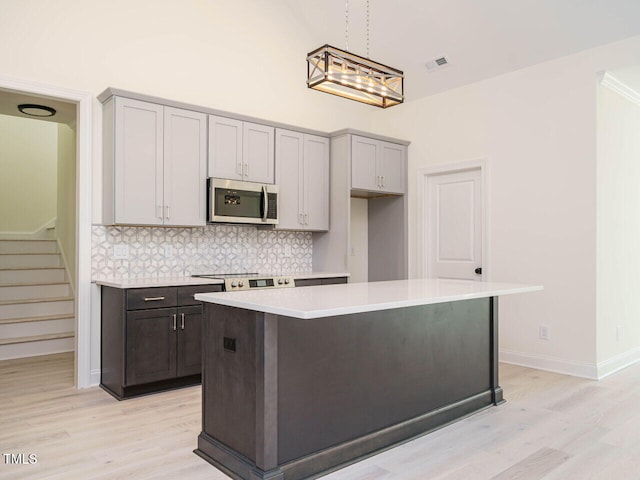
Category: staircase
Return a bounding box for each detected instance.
[0,239,75,360]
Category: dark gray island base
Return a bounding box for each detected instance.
[195,296,503,480]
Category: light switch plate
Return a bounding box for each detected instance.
[113,244,129,259]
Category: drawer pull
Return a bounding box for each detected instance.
[181,313,185,330]
[172,314,177,331]
[143,296,165,302]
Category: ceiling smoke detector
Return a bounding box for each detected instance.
[425,56,449,72]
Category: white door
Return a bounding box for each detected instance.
[426,168,483,280]
[208,115,243,180]
[275,128,304,229]
[379,141,405,194]
[303,134,329,230]
[243,122,274,184]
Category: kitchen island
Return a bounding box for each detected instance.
[194,279,542,480]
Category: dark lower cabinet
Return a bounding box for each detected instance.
[294,276,348,287]
[101,284,222,400]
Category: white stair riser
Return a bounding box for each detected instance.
[0,337,74,361]
[0,318,74,339]
[0,300,74,320]
[0,284,70,301]
[0,268,66,283]
[0,254,61,268]
[0,241,58,254]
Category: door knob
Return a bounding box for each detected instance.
[474,267,482,275]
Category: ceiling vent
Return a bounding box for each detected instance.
[426,56,449,72]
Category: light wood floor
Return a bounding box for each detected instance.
[1,354,639,480]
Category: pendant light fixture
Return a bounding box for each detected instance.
[306,0,404,108]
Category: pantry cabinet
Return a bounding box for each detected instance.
[102,97,207,226]
[208,115,275,184]
[275,129,329,231]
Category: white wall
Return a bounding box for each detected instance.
[370,35,640,377]
[596,81,640,371]
[57,123,77,291]
[0,114,57,234]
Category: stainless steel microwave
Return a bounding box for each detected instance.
[207,178,278,225]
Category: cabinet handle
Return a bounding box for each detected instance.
[243,163,249,177]
[157,205,163,219]
[381,175,385,187]
[144,296,165,302]
[181,313,185,330]
[165,205,170,220]
[299,213,304,225]
[377,175,381,187]
[237,162,242,175]
[172,314,177,331]
[304,213,309,225]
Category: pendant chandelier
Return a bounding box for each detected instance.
[306,0,404,108]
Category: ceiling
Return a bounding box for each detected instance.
[0,89,76,125]
[285,0,640,102]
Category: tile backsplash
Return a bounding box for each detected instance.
[92,225,312,279]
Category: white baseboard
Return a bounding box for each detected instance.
[500,349,598,380]
[596,347,640,379]
[90,368,101,387]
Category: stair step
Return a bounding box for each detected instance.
[0,295,74,306]
[0,240,58,254]
[0,316,74,338]
[0,332,74,346]
[0,282,71,301]
[0,313,74,325]
[0,267,66,283]
[0,297,74,320]
[0,253,62,269]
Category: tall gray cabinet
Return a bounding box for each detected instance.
[275,129,329,231]
[313,130,409,282]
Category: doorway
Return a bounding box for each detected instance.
[419,160,489,281]
[0,75,92,388]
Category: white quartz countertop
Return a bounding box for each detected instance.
[93,272,349,289]
[194,278,543,319]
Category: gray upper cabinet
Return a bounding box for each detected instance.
[351,135,406,194]
[208,115,275,184]
[275,129,329,231]
[103,97,207,226]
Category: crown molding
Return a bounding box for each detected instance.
[601,72,640,107]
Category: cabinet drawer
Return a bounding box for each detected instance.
[322,277,348,285]
[294,279,323,287]
[178,284,224,305]
[127,287,177,310]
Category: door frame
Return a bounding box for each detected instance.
[0,74,93,388]
[417,158,490,280]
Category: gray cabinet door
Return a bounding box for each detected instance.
[351,135,380,191]
[114,97,164,225]
[164,107,207,226]
[379,142,405,194]
[177,305,203,377]
[303,134,329,231]
[208,115,243,180]
[125,307,177,385]
[243,122,275,184]
[275,129,304,229]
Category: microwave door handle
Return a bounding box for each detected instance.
[261,185,268,222]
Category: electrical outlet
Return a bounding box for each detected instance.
[539,325,549,340]
[284,245,292,257]
[163,245,173,257]
[112,244,129,259]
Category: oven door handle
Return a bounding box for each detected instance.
[261,185,268,222]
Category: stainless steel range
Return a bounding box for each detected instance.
[192,273,295,291]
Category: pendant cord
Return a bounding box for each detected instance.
[366,0,370,58]
[345,0,349,52]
